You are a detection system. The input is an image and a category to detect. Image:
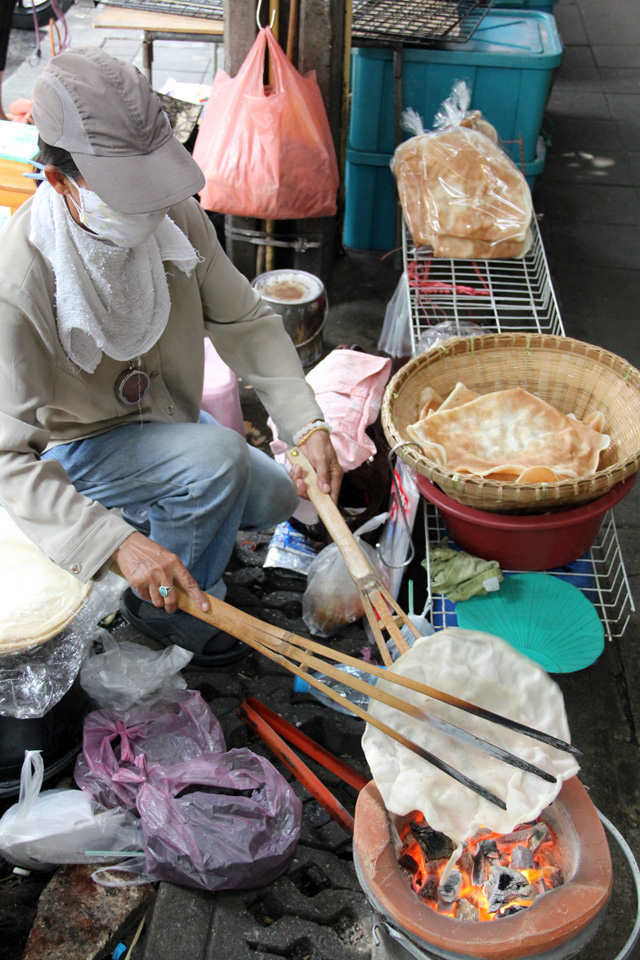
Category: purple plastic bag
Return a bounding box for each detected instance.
[136,749,301,890]
[74,690,302,890]
[75,690,226,810]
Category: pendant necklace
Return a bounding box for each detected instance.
[114,356,151,406]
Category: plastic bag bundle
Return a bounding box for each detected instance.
[391,82,533,259]
[75,689,228,810]
[0,751,142,871]
[80,633,192,712]
[74,690,302,891]
[193,26,339,220]
[302,515,388,636]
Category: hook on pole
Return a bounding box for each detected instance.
[256,0,276,30]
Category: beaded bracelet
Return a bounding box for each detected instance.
[293,419,332,447]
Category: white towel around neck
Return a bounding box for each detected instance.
[30,182,202,373]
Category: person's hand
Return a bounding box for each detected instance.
[111,531,210,614]
[291,429,343,503]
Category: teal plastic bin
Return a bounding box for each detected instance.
[343,139,546,252]
[348,10,563,164]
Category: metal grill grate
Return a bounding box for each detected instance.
[352,0,496,46]
[404,217,565,352]
[424,504,635,642]
[97,0,223,19]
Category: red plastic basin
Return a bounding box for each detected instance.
[417,474,636,571]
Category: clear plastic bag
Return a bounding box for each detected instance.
[0,751,142,871]
[80,633,192,712]
[193,26,339,219]
[377,273,412,359]
[391,82,533,259]
[376,459,421,601]
[74,690,302,891]
[263,521,317,576]
[414,320,479,356]
[0,572,124,720]
[302,514,388,637]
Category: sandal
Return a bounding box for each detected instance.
[120,588,246,667]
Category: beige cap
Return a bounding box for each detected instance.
[32,47,206,213]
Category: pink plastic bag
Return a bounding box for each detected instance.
[74,691,302,890]
[193,26,339,219]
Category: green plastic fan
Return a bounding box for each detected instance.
[455,573,604,673]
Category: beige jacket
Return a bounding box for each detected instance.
[0,196,322,582]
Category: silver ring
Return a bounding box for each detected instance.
[159,585,174,598]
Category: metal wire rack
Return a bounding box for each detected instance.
[352,0,496,46]
[424,502,635,642]
[404,213,633,643]
[404,216,565,353]
[97,0,223,19]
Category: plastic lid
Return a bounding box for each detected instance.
[396,11,564,67]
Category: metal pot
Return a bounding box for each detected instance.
[252,269,327,368]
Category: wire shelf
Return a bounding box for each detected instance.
[97,0,223,19]
[404,217,565,352]
[424,503,635,642]
[352,0,496,46]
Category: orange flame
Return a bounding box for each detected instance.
[398,813,561,922]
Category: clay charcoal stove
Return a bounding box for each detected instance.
[353,777,612,960]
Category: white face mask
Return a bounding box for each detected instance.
[66,181,168,247]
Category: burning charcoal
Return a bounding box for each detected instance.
[544,866,564,889]
[458,851,474,875]
[399,852,421,874]
[499,904,528,917]
[418,877,439,903]
[526,822,550,853]
[500,826,534,844]
[410,820,455,862]
[455,898,479,921]
[437,869,463,912]
[510,845,535,871]
[483,866,529,912]
[471,838,499,886]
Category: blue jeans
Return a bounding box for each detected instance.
[43,412,298,596]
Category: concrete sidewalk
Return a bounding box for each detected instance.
[2,1,640,958]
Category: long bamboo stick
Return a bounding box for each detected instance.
[169,580,580,759]
[110,563,579,776]
[245,622,556,783]
[240,626,508,809]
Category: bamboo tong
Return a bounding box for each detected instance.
[172,580,578,811]
[288,448,415,669]
[110,451,580,811]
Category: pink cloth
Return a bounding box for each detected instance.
[270,348,391,471]
[201,338,245,436]
[7,99,34,123]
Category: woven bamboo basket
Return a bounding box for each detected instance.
[381,333,640,513]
